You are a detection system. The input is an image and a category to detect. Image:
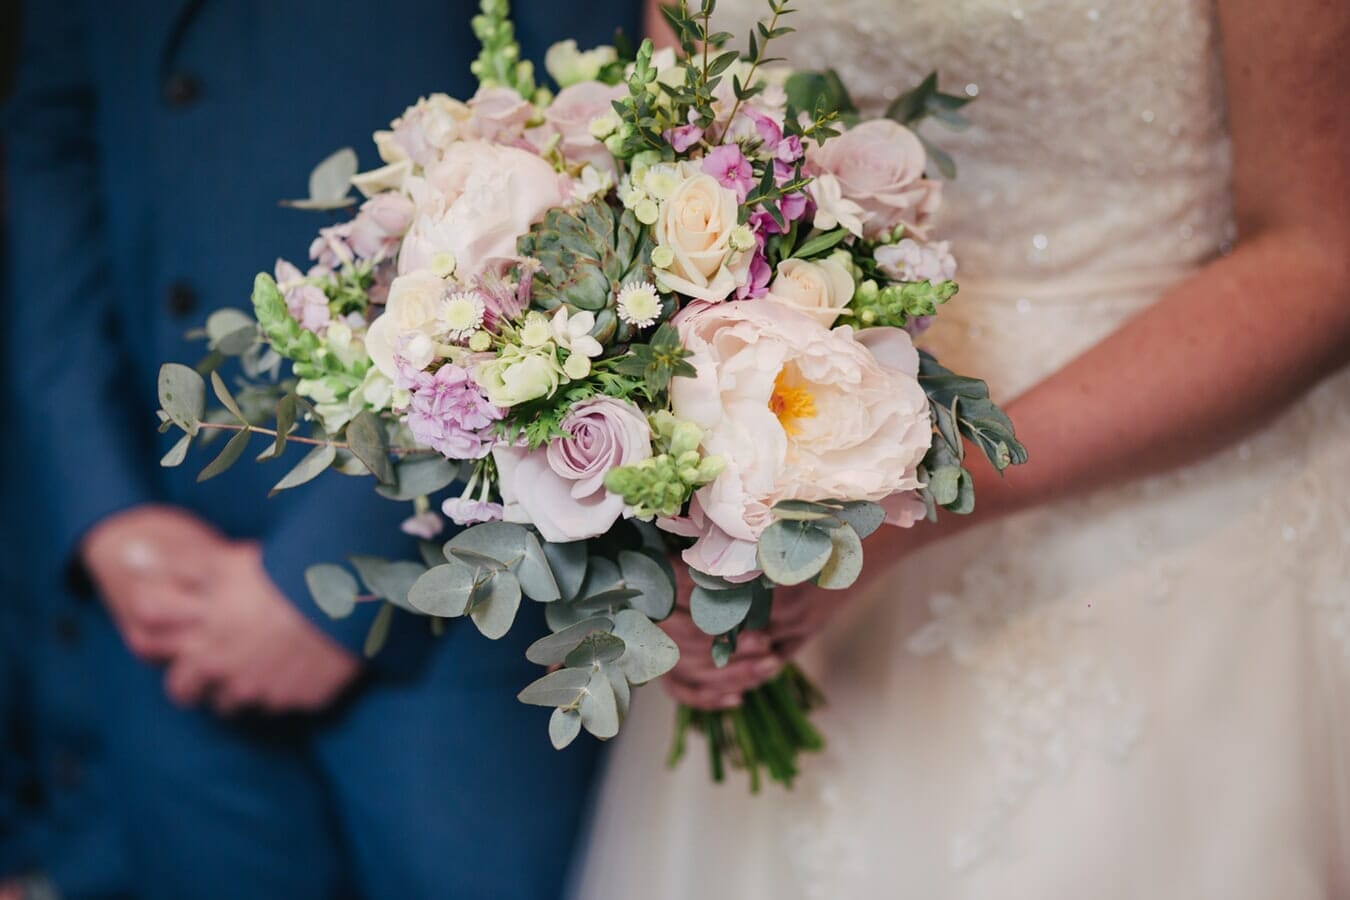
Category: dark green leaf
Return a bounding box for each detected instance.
[270,442,336,495]
[345,410,395,484]
[363,602,394,657]
[791,228,848,259]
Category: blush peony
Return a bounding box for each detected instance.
[667,299,931,578]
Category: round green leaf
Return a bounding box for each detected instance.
[564,632,626,668]
[469,570,523,639]
[836,501,886,539]
[407,561,477,617]
[549,708,583,749]
[375,456,458,501]
[579,671,620,739]
[611,609,679,684]
[618,550,675,620]
[815,523,864,590]
[542,540,588,601]
[349,556,426,611]
[158,363,206,434]
[525,616,614,666]
[757,520,834,586]
[304,564,359,619]
[690,585,754,636]
[518,667,591,707]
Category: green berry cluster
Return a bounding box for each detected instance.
[604,412,725,518]
[848,278,959,329]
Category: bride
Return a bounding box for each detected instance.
[576,0,1350,897]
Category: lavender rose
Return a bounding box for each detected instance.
[494,397,652,542]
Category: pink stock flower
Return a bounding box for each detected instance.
[701,144,755,202]
[275,260,332,334]
[665,123,705,153]
[736,250,772,300]
[441,496,504,526]
[400,511,445,540]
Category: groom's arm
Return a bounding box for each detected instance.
[3,3,157,558]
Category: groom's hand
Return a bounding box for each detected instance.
[81,504,218,661]
[163,541,360,715]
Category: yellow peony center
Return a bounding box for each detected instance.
[769,371,816,436]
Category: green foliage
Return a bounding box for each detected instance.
[345,410,395,485]
[158,363,206,436]
[610,322,695,397]
[375,456,459,501]
[470,0,538,100]
[784,69,856,122]
[885,71,973,178]
[517,197,658,345]
[690,582,755,635]
[269,442,337,495]
[848,278,959,329]
[252,274,321,365]
[305,564,360,619]
[280,147,357,211]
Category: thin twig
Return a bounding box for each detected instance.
[195,421,439,456]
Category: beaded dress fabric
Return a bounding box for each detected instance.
[575,2,1350,897]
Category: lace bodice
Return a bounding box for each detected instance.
[717,0,1234,282]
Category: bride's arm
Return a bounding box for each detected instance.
[920,0,1350,532]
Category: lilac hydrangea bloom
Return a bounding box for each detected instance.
[399,362,502,460]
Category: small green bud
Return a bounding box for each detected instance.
[651,245,675,269]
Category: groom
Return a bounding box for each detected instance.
[4,1,638,897]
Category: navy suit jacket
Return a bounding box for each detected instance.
[3,1,639,895]
[4,0,640,651]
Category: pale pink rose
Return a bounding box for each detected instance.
[468,85,535,144]
[348,191,415,262]
[543,81,625,175]
[391,94,474,168]
[493,397,653,543]
[809,119,939,239]
[398,141,570,281]
[668,300,930,579]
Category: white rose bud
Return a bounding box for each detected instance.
[764,257,856,327]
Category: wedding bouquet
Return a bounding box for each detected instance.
[155,0,1024,791]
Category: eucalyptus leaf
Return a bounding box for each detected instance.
[209,371,247,424]
[771,499,839,522]
[469,570,522,639]
[282,147,358,209]
[345,410,395,484]
[815,523,864,590]
[158,363,206,435]
[407,561,477,617]
[757,520,834,586]
[617,550,675,620]
[926,465,962,506]
[563,632,626,668]
[604,663,631,719]
[160,434,192,468]
[611,609,679,684]
[525,616,614,666]
[542,540,588,601]
[579,671,620,739]
[305,564,359,619]
[690,585,754,635]
[196,427,251,482]
[205,308,255,350]
[517,667,591,707]
[418,540,448,569]
[273,394,296,457]
[549,707,583,749]
[349,556,426,611]
[711,636,733,668]
[687,568,737,592]
[446,521,531,568]
[363,601,394,657]
[375,455,458,501]
[516,531,561,602]
[835,500,886,539]
[270,442,336,495]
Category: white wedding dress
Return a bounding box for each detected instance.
[574,1,1350,897]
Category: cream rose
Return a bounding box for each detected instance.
[765,257,856,326]
[809,119,938,239]
[654,173,751,302]
[667,299,930,579]
[366,270,448,379]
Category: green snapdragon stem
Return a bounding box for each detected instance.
[667,664,825,793]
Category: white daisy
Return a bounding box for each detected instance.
[438,290,485,341]
[616,281,662,329]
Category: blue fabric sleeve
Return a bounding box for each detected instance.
[3,3,156,559]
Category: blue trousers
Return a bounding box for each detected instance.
[89,605,600,900]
